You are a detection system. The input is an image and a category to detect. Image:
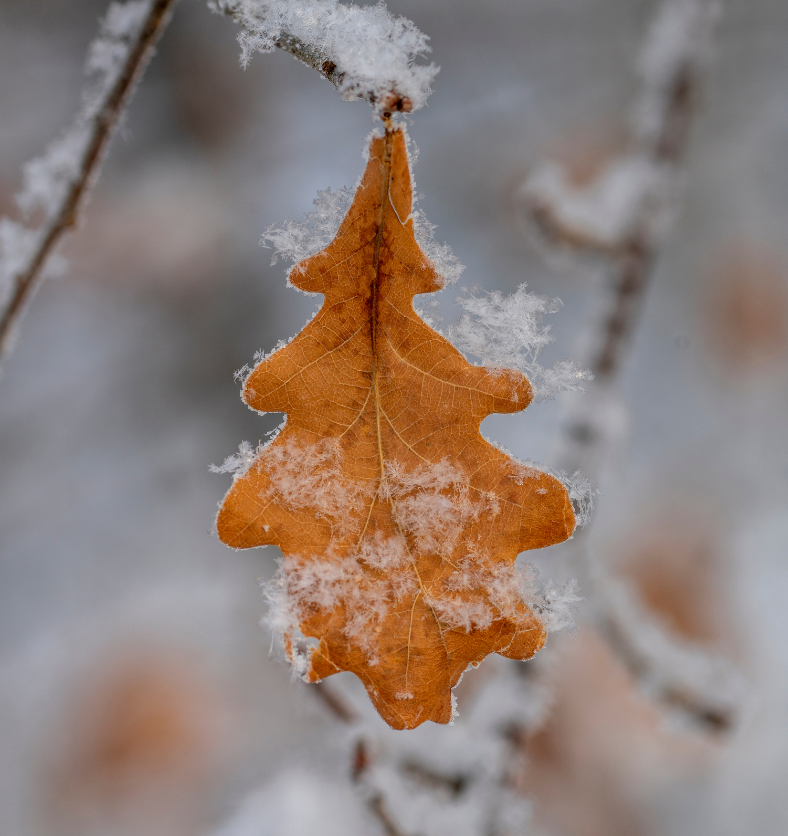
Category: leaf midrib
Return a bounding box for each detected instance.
[368,128,449,689]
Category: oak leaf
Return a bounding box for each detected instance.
[217,127,575,729]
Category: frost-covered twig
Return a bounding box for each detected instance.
[212,0,438,115]
[521,0,737,732]
[0,0,177,359]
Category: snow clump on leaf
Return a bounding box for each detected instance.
[448,283,592,402]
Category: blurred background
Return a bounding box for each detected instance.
[1,1,788,834]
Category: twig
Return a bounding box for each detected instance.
[0,0,178,359]
[367,793,414,836]
[600,605,736,733]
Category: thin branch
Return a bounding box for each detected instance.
[599,602,738,733]
[0,0,178,359]
[367,794,415,836]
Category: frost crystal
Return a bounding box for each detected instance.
[562,469,597,528]
[412,209,465,287]
[534,578,583,633]
[262,437,370,530]
[262,186,354,273]
[383,459,499,557]
[209,440,262,478]
[212,0,438,113]
[448,283,592,401]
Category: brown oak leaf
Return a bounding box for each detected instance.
[216,126,575,729]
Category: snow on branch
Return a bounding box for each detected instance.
[635,0,719,151]
[304,660,552,836]
[211,0,438,115]
[262,185,355,271]
[0,0,177,358]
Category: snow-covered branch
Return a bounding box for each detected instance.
[519,0,738,732]
[0,0,177,359]
[212,0,438,115]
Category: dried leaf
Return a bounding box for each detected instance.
[217,127,575,729]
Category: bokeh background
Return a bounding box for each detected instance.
[1,1,788,834]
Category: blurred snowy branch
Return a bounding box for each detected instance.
[599,578,744,732]
[302,662,552,836]
[0,0,177,359]
[519,0,739,733]
[521,0,718,259]
[212,0,438,115]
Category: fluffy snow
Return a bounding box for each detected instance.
[412,208,465,287]
[384,459,499,557]
[262,186,355,273]
[602,576,744,729]
[212,0,438,113]
[449,283,592,402]
[253,442,580,669]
